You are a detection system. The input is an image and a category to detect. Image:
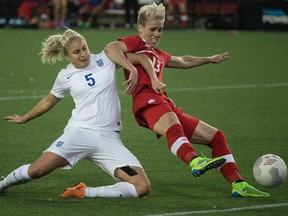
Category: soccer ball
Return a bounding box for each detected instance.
[253,154,287,187]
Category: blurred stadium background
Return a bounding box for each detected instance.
[0,0,288,31]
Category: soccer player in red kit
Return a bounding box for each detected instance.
[104,3,270,197]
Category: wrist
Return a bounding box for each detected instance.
[209,57,215,64]
[21,115,30,123]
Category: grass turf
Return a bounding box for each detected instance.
[0,28,288,216]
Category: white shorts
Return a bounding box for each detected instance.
[44,128,142,180]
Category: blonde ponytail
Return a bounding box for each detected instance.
[40,28,84,65]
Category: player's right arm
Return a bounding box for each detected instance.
[5,93,61,124]
[126,53,166,94]
[104,41,138,95]
[105,40,166,94]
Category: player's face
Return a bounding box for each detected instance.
[66,38,91,69]
[138,18,164,48]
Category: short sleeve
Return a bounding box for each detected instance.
[118,35,146,52]
[50,73,68,98]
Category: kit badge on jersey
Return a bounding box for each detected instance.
[56,141,64,147]
[96,59,104,67]
[148,99,156,104]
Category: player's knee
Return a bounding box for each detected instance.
[209,129,231,157]
[209,130,225,144]
[120,166,151,197]
[217,130,226,140]
[136,180,151,198]
[28,165,48,179]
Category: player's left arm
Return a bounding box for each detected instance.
[166,52,229,69]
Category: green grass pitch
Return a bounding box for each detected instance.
[0,28,288,216]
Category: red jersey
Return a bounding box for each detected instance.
[118,36,171,97]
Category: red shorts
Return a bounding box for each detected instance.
[132,89,199,139]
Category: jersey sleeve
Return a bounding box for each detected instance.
[159,49,172,66]
[118,35,146,52]
[98,50,113,64]
[50,72,68,99]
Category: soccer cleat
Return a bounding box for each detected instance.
[61,182,87,199]
[190,156,226,177]
[232,181,270,197]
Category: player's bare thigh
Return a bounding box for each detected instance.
[191,121,218,144]
[28,152,70,178]
[152,112,181,136]
[153,112,218,144]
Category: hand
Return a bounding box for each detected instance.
[211,52,229,63]
[151,79,166,94]
[5,114,26,124]
[122,69,138,95]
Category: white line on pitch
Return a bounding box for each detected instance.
[1,82,288,101]
[170,82,288,92]
[145,203,288,216]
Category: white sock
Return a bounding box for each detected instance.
[84,182,138,198]
[4,164,32,188]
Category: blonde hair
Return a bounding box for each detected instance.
[40,28,85,64]
[137,3,166,26]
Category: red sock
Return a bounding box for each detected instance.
[220,162,242,183]
[209,130,231,157]
[166,124,197,163]
[209,131,242,183]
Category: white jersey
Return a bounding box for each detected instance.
[51,51,122,132]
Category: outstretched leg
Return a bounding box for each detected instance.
[149,111,225,177]
[182,117,269,197]
[0,152,69,193]
[61,166,151,198]
[190,121,243,183]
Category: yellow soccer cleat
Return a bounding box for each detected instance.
[232,181,270,197]
[190,156,226,177]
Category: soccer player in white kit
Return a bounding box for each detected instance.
[0,28,151,198]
